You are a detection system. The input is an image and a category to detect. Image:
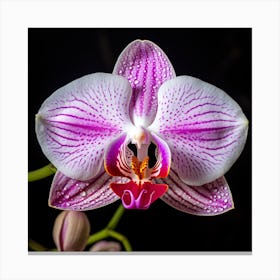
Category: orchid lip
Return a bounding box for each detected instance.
[110,181,168,210]
[122,189,154,209]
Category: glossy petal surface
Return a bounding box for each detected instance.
[110,181,168,209]
[36,73,132,181]
[150,76,248,186]
[49,171,128,210]
[113,40,176,127]
[157,169,234,215]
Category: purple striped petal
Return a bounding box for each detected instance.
[150,76,248,186]
[49,170,128,211]
[104,133,132,178]
[157,169,234,216]
[36,73,133,181]
[113,40,175,127]
[151,132,171,178]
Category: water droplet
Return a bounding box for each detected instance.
[65,195,69,199]
[118,70,123,74]
[81,191,87,197]
[66,202,70,207]
[224,199,228,203]
[134,80,139,85]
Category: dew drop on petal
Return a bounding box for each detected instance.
[81,191,87,197]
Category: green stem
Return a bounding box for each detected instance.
[28,163,56,182]
[107,230,132,251]
[87,204,132,251]
[87,229,108,245]
[106,204,125,230]
[28,239,47,251]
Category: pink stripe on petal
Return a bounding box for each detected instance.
[150,76,248,186]
[150,132,171,178]
[158,169,234,216]
[48,170,128,211]
[36,73,133,181]
[104,134,133,178]
[113,40,175,127]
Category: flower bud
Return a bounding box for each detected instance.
[53,210,90,251]
[90,241,121,252]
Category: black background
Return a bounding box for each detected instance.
[28,28,251,251]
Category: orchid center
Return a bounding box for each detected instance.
[104,132,169,210]
[131,155,151,185]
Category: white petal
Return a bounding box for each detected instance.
[36,73,133,180]
[150,76,248,186]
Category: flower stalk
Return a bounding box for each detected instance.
[28,163,56,182]
[87,204,132,251]
[28,239,47,251]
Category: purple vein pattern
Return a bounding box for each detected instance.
[157,169,233,215]
[36,73,133,181]
[113,40,176,127]
[49,171,130,211]
[149,76,248,186]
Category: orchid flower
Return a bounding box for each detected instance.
[35,40,248,215]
